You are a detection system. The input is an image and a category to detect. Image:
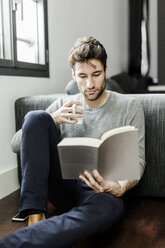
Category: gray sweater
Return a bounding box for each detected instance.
[11,91,145,178]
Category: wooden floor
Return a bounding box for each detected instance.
[0,190,165,247]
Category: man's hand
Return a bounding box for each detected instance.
[51,100,84,125]
[79,170,137,197]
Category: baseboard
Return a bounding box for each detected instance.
[0,166,20,200]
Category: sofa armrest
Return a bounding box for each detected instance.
[14,93,68,183]
[15,93,67,131]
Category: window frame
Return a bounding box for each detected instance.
[0,0,49,77]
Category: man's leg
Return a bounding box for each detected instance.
[0,181,124,248]
[0,110,124,247]
[19,110,76,214]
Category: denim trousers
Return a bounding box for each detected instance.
[0,110,125,248]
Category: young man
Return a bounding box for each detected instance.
[0,37,145,248]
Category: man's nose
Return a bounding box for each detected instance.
[86,77,95,88]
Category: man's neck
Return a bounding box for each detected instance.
[83,90,109,108]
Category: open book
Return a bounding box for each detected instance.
[57,126,140,181]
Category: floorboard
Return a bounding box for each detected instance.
[0,190,165,247]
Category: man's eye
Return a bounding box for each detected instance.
[79,75,86,78]
[93,73,100,77]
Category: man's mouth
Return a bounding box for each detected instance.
[85,89,97,94]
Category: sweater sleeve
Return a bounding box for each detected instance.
[11,129,22,153]
[46,98,66,114]
[126,100,146,180]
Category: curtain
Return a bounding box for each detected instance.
[129,0,150,77]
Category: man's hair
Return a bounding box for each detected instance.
[68,37,107,71]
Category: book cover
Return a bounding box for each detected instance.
[57,126,140,181]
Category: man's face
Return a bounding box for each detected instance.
[72,59,107,101]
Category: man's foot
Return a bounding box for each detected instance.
[28,213,46,226]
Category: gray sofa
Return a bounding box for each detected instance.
[14,84,165,198]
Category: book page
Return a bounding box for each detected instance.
[98,130,140,181]
[58,137,101,148]
[101,126,136,142]
[58,146,99,179]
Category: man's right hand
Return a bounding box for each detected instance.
[51,100,84,125]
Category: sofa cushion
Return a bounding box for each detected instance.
[14,93,165,197]
[111,72,150,93]
[65,78,125,95]
[128,94,165,197]
[65,80,79,95]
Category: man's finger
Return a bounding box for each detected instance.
[64,100,82,107]
[63,119,78,124]
[79,174,99,193]
[93,170,105,185]
[60,117,78,124]
[83,171,103,192]
[62,107,84,114]
[61,107,73,113]
[61,113,83,119]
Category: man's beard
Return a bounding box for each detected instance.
[83,79,106,101]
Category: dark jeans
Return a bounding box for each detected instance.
[0,110,125,248]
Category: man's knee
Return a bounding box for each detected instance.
[23,110,52,131]
[89,193,125,231]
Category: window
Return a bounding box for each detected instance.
[0,0,49,77]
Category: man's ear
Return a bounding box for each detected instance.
[72,69,76,80]
[105,65,108,77]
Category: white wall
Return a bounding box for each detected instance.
[0,0,129,199]
[49,0,129,91]
[149,0,158,81]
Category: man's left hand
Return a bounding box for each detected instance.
[79,170,137,197]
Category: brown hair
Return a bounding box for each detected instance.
[68,37,107,71]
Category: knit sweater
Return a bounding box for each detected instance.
[11,91,145,178]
